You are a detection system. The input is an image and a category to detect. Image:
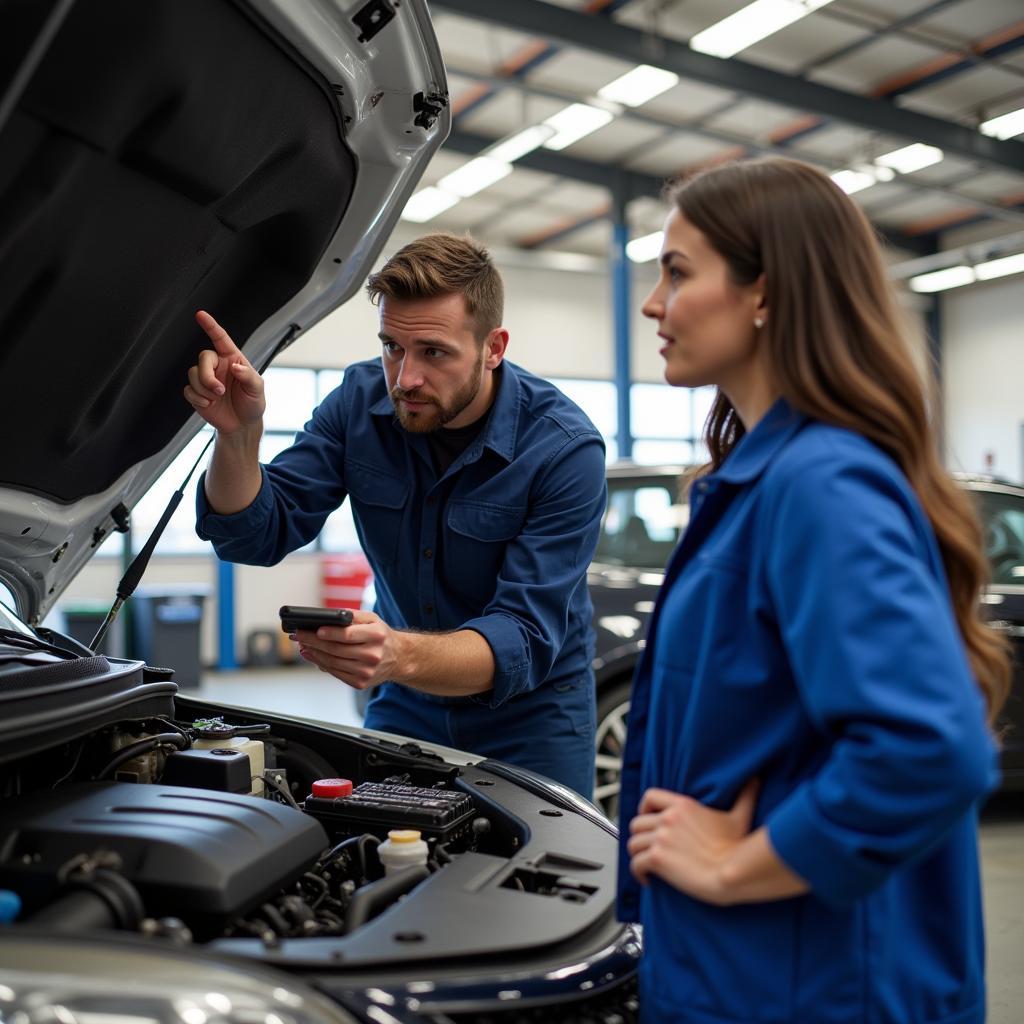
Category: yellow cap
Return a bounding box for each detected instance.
[387,829,423,843]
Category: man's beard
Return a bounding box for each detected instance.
[390,356,485,434]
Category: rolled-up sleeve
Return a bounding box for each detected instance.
[462,434,606,707]
[763,456,998,909]
[195,388,349,566]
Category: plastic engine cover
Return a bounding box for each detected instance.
[0,782,328,927]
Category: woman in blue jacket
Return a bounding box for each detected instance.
[618,157,1010,1024]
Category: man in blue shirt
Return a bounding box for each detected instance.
[184,233,606,797]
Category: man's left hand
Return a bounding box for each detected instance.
[292,610,403,690]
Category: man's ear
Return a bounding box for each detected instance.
[485,328,510,369]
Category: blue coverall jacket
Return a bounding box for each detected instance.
[616,399,998,1024]
[197,359,606,797]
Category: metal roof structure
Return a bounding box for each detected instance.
[404,0,1024,279]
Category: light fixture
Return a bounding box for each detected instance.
[436,156,513,198]
[974,252,1024,281]
[690,0,836,59]
[485,124,557,163]
[875,143,943,174]
[830,168,878,195]
[626,231,664,263]
[979,106,1024,141]
[542,104,615,151]
[400,187,461,223]
[908,265,976,293]
[597,64,679,107]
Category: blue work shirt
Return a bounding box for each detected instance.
[196,359,606,791]
[617,399,998,1024]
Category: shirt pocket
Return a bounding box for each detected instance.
[345,458,409,567]
[446,500,526,602]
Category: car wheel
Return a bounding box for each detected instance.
[594,678,631,821]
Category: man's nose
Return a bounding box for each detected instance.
[396,354,425,391]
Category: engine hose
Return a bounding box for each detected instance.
[97,733,188,779]
[29,870,145,931]
[342,865,429,934]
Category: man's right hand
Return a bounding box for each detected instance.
[184,310,266,436]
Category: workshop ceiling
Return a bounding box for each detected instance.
[408,0,1024,265]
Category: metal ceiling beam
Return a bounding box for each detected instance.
[447,63,1024,230]
[445,127,937,255]
[447,127,662,199]
[434,0,1024,175]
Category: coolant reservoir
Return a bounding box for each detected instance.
[378,829,429,875]
[193,736,265,794]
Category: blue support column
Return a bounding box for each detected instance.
[612,188,633,462]
[217,557,237,670]
[926,291,944,463]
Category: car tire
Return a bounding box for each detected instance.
[594,677,632,822]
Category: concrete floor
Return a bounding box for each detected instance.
[196,665,1024,1022]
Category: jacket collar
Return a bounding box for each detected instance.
[368,360,521,464]
[710,397,807,486]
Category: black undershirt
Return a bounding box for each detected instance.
[427,413,487,476]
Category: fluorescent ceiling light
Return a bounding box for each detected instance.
[485,125,556,163]
[908,265,975,293]
[626,231,664,263]
[597,64,679,107]
[542,104,615,151]
[831,168,877,195]
[690,0,835,59]
[876,143,943,174]
[437,157,513,198]
[400,187,460,223]
[979,106,1024,140]
[974,252,1024,281]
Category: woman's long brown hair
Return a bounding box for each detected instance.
[671,157,1010,724]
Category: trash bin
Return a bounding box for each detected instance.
[131,585,210,690]
[59,601,124,658]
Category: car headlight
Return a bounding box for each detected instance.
[0,935,357,1024]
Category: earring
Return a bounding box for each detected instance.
[754,317,765,329]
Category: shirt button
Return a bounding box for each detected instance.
[424,603,434,615]
[426,496,437,505]
[424,547,433,559]
[697,481,709,492]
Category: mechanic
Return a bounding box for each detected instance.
[185,233,606,798]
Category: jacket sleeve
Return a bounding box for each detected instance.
[195,387,349,566]
[461,434,607,707]
[762,455,998,909]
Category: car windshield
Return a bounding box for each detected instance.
[976,489,1024,586]
[594,474,689,570]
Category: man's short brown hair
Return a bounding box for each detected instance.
[366,233,504,341]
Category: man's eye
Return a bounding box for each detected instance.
[425,348,446,359]
[383,341,400,355]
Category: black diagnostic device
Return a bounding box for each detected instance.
[279,606,354,633]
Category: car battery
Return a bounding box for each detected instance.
[304,780,476,842]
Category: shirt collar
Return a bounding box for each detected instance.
[710,396,807,485]
[367,360,521,464]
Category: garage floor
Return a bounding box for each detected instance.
[197,665,1024,1023]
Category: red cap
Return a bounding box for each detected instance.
[311,778,353,799]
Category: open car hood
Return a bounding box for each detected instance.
[0,0,448,623]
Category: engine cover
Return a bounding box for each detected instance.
[0,782,328,929]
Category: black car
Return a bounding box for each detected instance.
[589,465,1024,817]
[0,3,640,1021]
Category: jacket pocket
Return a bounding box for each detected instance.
[445,500,526,602]
[345,458,409,567]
